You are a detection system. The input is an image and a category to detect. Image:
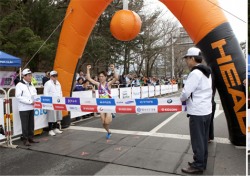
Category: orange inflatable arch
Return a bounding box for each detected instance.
[54,0,246,146]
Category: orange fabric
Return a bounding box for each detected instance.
[160,0,227,44]
[53,0,113,97]
[54,0,228,116]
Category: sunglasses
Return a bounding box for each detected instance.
[52,75,58,77]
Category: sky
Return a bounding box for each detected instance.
[143,0,247,43]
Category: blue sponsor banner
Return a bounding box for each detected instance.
[96,98,116,106]
[65,97,80,105]
[41,96,52,104]
[135,98,158,106]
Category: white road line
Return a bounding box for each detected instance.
[68,126,231,144]
[149,112,181,133]
[214,104,223,119]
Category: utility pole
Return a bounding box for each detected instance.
[171,33,175,79]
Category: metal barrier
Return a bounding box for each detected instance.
[0,87,17,148]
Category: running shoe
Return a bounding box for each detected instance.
[106,132,112,139]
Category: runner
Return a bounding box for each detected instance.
[86,64,119,139]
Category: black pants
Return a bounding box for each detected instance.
[48,122,58,130]
[209,103,216,140]
[189,114,211,170]
[19,110,34,140]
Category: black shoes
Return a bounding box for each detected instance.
[181,166,203,174]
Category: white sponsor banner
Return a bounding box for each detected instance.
[167,85,171,93]
[131,87,141,98]
[0,98,5,140]
[111,88,119,99]
[161,85,167,94]
[12,98,48,136]
[0,71,16,88]
[155,85,160,96]
[173,84,178,92]
[141,86,148,98]
[136,106,158,113]
[119,87,132,99]
[32,72,45,86]
[148,86,155,97]
[71,91,93,118]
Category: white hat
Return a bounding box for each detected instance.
[50,70,58,76]
[183,47,201,58]
[22,68,32,75]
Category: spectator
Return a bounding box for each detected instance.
[73,77,85,91]
[76,71,85,81]
[14,70,21,86]
[42,71,50,86]
[15,68,39,146]
[44,70,63,136]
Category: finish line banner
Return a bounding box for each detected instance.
[34,96,185,114]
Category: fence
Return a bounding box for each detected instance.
[0,84,178,148]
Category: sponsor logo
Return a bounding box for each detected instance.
[135,99,158,105]
[57,99,60,103]
[65,97,80,105]
[137,107,141,112]
[68,106,78,111]
[42,104,53,109]
[53,104,67,110]
[116,106,136,113]
[34,102,42,109]
[81,105,97,112]
[99,107,103,111]
[82,100,91,104]
[158,105,182,112]
[125,100,134,104]
[41,96,52,103]
[96,99,115,106]
[34,109,47,116]
[167,99,173,103]
[136,107,157,113]
[34,97,41,102]
[116,101,124,104]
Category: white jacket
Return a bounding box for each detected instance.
[43,79,62,97]
[15,80,37,111]
[180,68,212,116]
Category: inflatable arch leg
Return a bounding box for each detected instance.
[54,0,246,146]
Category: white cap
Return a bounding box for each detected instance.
[22,68,32,75]
[183,47,201,58]
[50,70,58,76]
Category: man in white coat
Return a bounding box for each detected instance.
[180,47,212,174]
[15,68,39,146]
[43,70,63,136]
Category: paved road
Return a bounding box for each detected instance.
[0,93,246,175]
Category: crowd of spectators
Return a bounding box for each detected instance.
[73,71,179,91]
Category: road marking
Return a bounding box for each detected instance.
[68,126,231,144]
[149,112,181,133]
[214,104,224,119]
